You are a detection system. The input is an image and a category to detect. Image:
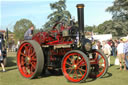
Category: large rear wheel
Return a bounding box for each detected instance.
[62,50,90,83]
[17,40,44,79]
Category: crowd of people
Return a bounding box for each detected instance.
[93,38,128,70]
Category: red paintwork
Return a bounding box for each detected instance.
[49,48,72,61]
[32,22,73,45]
[17,42,37,78]
[62,52,88,82]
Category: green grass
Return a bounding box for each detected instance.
[0,52,128,85]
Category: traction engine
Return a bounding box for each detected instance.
[17,4,108,83]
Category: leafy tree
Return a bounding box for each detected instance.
[106,0,128,21]
[85,25,97,32]
[106,0,128,37]
[95,20,128,37]
[13,19,34,41]
[44,0,71,30]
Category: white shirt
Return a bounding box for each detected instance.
[117,43,124,54]
[102,44,112,55]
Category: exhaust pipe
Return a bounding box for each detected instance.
[76,4,84,37]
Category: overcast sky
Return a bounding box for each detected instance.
[0,0,114,31]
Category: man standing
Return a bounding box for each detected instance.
[117,39,125,70]
[24,25,34,40]
[102,40,112,66]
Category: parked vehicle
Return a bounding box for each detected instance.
[17,4,108,83]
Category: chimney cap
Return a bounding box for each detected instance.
[76,4,84,8]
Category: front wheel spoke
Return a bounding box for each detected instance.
[66,62,72,66]
[75,70,78,79]
[68,69,73,74]
[79,70,83,76]
[73,70,76,78]
[77,67,86,72]
[78,63,86,67]
[68,57,72,62]
[66,67,72,69]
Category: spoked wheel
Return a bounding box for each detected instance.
[89,49,108,78]
[17,40,44,79]
[62,50,90,83]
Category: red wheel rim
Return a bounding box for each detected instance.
[90,51,106,78]
[17,42,37,78]
[62,53,88,82]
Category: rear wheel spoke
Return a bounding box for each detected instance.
[20,52,27,57]
[76,59,84,65]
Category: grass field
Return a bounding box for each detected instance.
[0,52,128,85]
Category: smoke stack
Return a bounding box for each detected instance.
[76,4,84,37]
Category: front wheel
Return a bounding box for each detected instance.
[89,49,108,78]
[62,50,90,83]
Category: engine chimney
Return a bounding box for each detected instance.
[76,4,84,37]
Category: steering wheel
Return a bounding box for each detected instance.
[52,22,65,32]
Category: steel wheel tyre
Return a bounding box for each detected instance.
[62,50,90,83]
[89,49,108,78]
[17,40,44,79]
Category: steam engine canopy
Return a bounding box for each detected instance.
[81,38,92,52]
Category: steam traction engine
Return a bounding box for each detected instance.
[17,4,108,83]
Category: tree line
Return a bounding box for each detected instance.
[12,0,128,42]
